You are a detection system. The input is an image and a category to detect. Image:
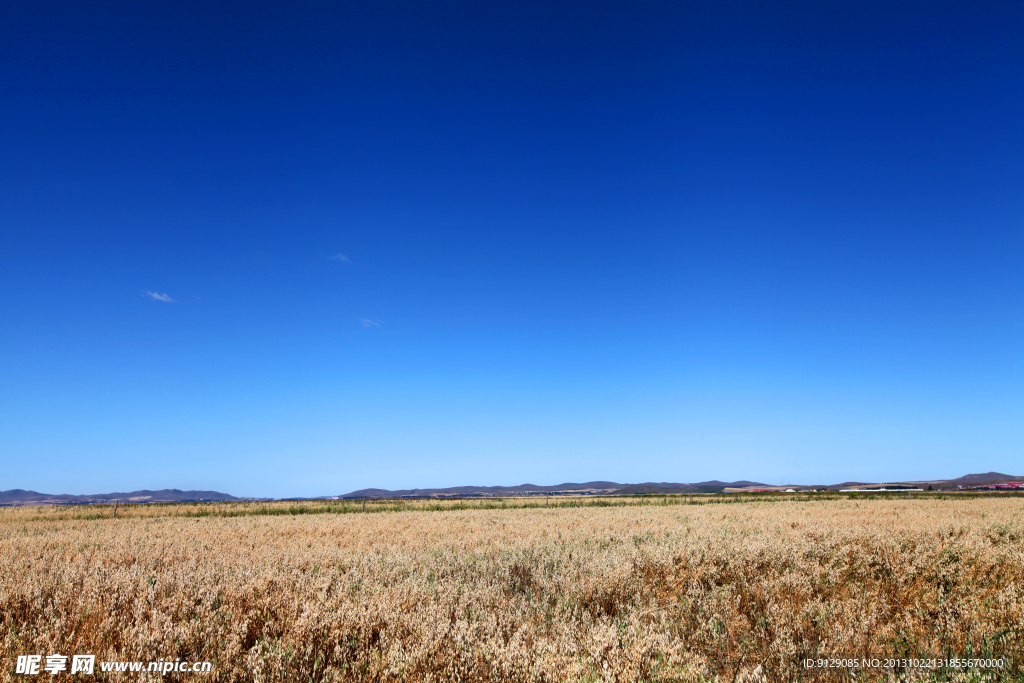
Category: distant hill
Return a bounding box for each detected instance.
[0,489,240,506]
[338,482,623,499]
[338,480,769,498]
[738,473,1024,492]
[612,481,767,495]
[5,472,1021,505]
[339,473,1023,498]
[944,472,1022,485]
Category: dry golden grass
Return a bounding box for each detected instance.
[0,494,741,523]
[1,498,1021,682]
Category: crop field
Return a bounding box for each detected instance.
[1,497,1021,682]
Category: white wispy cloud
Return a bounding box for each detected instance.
[144,291,174,302]
[361,318,382,328]
[327,253,351,263]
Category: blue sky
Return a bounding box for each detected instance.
[2,1,1022,497]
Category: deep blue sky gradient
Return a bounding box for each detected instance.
[2,1,1022,496]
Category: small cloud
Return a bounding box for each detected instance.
[361,318,382,328]
[327,253,351,263]
[144,291,174,303]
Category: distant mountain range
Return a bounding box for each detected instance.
[0,489,241,506]
[334,480,775,499]
[334,472,1023,499]
[2,473,1020,506]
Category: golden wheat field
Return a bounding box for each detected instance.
[1,497,1022,682]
